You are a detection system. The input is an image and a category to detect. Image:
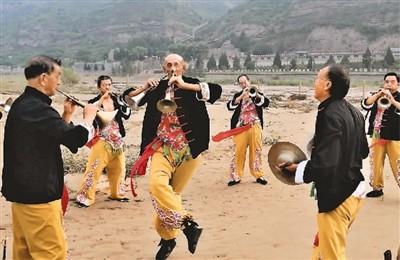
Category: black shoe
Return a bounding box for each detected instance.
[366,189,383,198]
[227,180,241,186]
[155,238,176,260]
[75,201,89,208]
[256,177,268,185]
[183,220,203,254]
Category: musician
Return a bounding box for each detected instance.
[1,55,97,259]
[361,72,400,197]
[129,53,222,259]
[226,74,270,186]
[76,75,135,207]
[281,65,369,259]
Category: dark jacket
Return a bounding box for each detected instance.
[361,91,400,140]
[227,91,270,129]
[88,94,131,137]
[138,76,222,158]
[1,87,89,204]
[304,98,369,213]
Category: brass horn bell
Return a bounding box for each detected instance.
[156,87,177,113]
[267,142,307,185]
[0,97,13,120]
[56,89,117,127]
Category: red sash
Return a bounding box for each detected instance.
[85,134,100,148]
[61,184,69,215]
[129,138,163,197]
[212,125,252,142]
[369,138,389,148]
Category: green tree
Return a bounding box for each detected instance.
[243,54,255,70]
[325,55,336,65]
[207,54,217,70]
[340,55,350,66]
[231,31,251,53]
[273,52,282,68]
[290,58,297,70]
[233,55,241,70]
[218,53,229,70]
[384,47,395,67]
[362,48,372,70]
[61,67,80,86]
[195,57,204,72]
[307,56,314,70]
[76,49,92,62]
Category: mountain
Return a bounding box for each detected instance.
[0,0,243,65]
[197,0,400,52]
[0,0,398,65]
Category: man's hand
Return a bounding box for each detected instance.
[276,162,298,174]
[62,98,77,123]
[144,79,159,90]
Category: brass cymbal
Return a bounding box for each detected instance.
[267,142,307,185]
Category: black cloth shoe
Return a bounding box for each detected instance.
[227,180,241,186]
[75,201,89,208]
[183,220,203,254]
[256,177,268,185]
[366,189,383,198]
[155,238,176,260]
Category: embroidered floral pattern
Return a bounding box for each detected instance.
[157,112,188,152]
[229,144,240,181]
[253,147,262,172]
[239,99,259,126]
[396,159,400,188]
[100,121,124,150]
[368,147,375,186]
[372,108,386,139]
[151,196,184,230]
[76,159,99,205]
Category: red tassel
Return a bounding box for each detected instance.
[129,138,162,197]
[369,138,389,148]
[313,232,319,247]
[61,184,69,216]
[212,125,252,142]
[85,134,100,148]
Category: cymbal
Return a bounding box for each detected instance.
[267,142,307,185]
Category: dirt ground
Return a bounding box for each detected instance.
[0,84,399,260]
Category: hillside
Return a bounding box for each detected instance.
[0,0,398,65]
[198,0,400,52]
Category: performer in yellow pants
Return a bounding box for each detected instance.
[361,72,400,197]
[76,75,132,207]
[311,196,364,260]
[227,74,270,186]
[12,200,67,260]
[132,54,222,259]
[76,139,126,206]
[230,123,264,181]
[369,139,400,190]
[149,146,201,240]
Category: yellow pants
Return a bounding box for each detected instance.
[311,196,363,260]
[229,123,264,181]
[149,146,201,240]
[76,140,126,206]
[12,200,67,260]
[369,139,400,190]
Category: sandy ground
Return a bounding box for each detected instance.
[0,85,399,260]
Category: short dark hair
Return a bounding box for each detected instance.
[326,64,350,99]
[97,75,112,88]
[384,72,399,83]
[237,74,250,83]
[24,55,61,80]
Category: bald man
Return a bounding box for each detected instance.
[127,54,222,259]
